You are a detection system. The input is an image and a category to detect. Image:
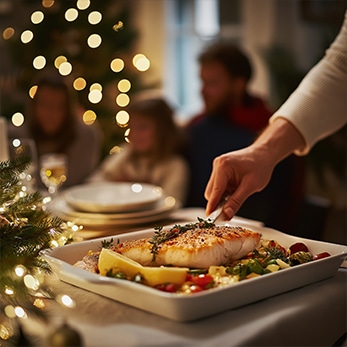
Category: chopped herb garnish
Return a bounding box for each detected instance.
[101,238,114,249]
[149,218,215,261]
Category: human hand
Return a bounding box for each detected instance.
[204,146,275,220]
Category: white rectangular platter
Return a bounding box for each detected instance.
[42,220,347,322]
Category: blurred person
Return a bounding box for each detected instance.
[205,11,347,225]
[185,42,305,233]
[9,70,102,191]
[88,91,190,205]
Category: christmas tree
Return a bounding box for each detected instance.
[1,0,145,157]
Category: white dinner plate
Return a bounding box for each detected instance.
[63,182,163,213]
[42,222,347,322]
[48,195,180,228]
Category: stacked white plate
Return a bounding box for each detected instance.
[48,182,180,237]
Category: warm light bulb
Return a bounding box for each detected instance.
[77,0,90,10]
[29,85,38,98]
[110,58,124,73]
[88,11,102,25]
[65,8,78,22]
[115,110,129,126]
[33,55,46,70]
[73,77,87,91]
[88,89,102,104]
[58,61,72,76]
[20,30,33,44]
[2,27,15,40]
[82,110,97,125]
[31,11,44,24]
[87,34,102,48]
[116,93,130,107]
[42,0,55,8]
[54,55,67,69]
[11,113,25,127]
[118,79,131,93]
[90,83,102,91]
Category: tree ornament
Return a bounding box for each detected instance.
[47,323,83,347]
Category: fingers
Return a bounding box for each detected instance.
[222,184,251,220]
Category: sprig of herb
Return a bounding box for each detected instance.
[149,218,215,261]
[101,238,114,249]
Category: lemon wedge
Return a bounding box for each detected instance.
[98,248,189,287]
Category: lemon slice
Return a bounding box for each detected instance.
[98,248,189,287]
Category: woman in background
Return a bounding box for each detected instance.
[9,70,102,191]
[88,91,190,204]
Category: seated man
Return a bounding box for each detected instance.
[185,42,304,233]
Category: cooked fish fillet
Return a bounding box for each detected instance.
[112,225,261,268]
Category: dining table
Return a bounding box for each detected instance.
[24,206,347,347]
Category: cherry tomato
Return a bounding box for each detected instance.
[186,274,214,288]
[313,252,331,260]
[154,283,176,293]
[289,242,309,254]
[189,284,204,293]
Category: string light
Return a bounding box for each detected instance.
[29,85,38,98]
[82,110,97,125]
[90,83,102,92]
[115,110,129,127]
[54,55,67,69]
[118,79,131,93]
[110,58,124,72]
[33,55,46,70]
[65,8,79,22]
[2,27,15,40]
[42,0,55,8]
[88,89,102,104]
[11,112,25,127]
[73,77,87,91]
[76,0,90,10]
[115,93,130,107]
[88,11,102,25]
[132,53,150,71]
[87,33,102,48]
[58,61,72,76]
[20,30,34,44]
[31,11,44,24]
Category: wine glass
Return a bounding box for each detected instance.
[40,153,68,196]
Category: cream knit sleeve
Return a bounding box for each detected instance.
[270,11,347,155]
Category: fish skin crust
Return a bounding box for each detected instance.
[112,226,261,268]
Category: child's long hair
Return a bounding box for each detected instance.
[126,91,186,162]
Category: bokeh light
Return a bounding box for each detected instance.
[88,11,102,25]
[58,61,72,76]
[11,113,25,127]
[2,27,15,40]
[88,89,102,104]
[20,30,33,44]
[110,58,124,73]
[113,21,124,31]
[31,11,44,24]
[87,34,102,48]
[118,79,131,93]
[73,77,87,91]
[116,93,130,107]
[132,53,150,71]
[42,0,55,8]
[77,0,90,10]
[65,8,78,22]
[29,85,38,99]
[82,110,97,125]
[115,110,129,127]
[54,55,67,69]
[90,83,102,92]
[33,55,46,70]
